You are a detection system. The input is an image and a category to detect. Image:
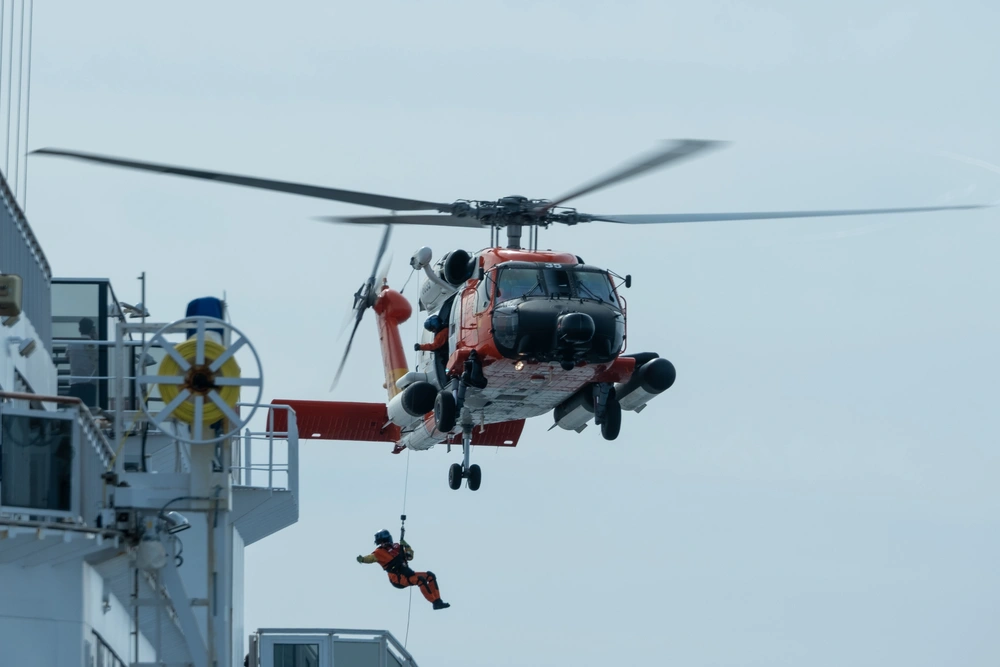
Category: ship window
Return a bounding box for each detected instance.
[274,643,320,667]
[0,410,76,514]
[495,268,543,303]
[573,270,617,305]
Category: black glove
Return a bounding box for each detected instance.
[414,343,421,351]
[356,555,364,563]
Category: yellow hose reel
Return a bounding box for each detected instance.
[157,337,242,425]
[138,316,264,445]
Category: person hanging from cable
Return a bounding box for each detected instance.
[357,529,451,610]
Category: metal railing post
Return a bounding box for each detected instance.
[244,429,252,487]
[268,436,274,490]
[287,410,298,497]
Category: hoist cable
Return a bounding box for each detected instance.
[401,448,410,513]
[399,267,415,295]
[402,448,413,647]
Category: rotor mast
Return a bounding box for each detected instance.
[505,222,523,250]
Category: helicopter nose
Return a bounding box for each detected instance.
[557,312,595,344]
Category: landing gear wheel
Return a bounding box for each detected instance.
[601,394,622,441]
[435,391,457,433]
[467,464,482,491]
[448,463,463,490]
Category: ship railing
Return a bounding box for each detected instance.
[52,333,247,468]
[231,403,298,492]
[0,391,116,527]
[52,336,165,413]
[249,628,417,667]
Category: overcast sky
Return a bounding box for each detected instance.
[20,2,1000,666]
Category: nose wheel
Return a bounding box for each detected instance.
[448,425,482,491]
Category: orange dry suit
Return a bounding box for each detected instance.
[416,329,448,352]
[359,540,443,604]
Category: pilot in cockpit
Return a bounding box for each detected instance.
[495,267,541,303]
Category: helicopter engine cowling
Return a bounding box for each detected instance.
[614,355,676,413]
[552,384,595,432]
[418,249,476,312]
[386,380,438,426]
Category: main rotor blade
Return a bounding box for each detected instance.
[316,214,483,229]
[31,148,452,212]
[589,203,991,225]
[543,139,727,210]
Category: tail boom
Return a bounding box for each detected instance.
[374,286,412,400]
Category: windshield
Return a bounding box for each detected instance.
[493,265,619,305]
[573,269,617,305]
[495,268,542,303]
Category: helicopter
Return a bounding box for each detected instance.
[32,140,991,490]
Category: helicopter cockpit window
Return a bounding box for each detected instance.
[573,269,618,305]
[543,268,574,298]
[476,270,493,313]
[495,268,543,303]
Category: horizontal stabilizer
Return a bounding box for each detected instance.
[269,399,400,442]
[443,420,526,448]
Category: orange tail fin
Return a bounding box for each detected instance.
[373,286,412,400]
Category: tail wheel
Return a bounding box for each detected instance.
[600,393,622,441]
[435,390,457,433]
[448,463,463,490]
[467,464,482,491]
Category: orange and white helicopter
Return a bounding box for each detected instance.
[33,140,989,490]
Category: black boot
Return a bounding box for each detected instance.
[432,600,451,610]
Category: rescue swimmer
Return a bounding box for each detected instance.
[357,529,451,610]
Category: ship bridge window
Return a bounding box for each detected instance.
[52,278,139,413]
[273,643,320,667]
[93,631,126,667]
[0,407,77,515]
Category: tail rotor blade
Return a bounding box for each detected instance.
[369,224,392,280]
[331,308,366,391]
[331,225,394,392]
[337,304,357,339]
[374,254,393,297]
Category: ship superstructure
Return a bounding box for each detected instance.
[0,121,416,667]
